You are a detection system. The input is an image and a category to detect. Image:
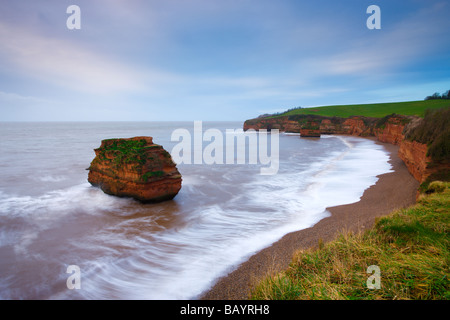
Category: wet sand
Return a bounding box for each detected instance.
[200,140,419,300]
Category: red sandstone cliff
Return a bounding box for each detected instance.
[374,117,407,145]
[88,137,182,203]
[398,140,431,182]
[244,114,433,183]
[243,117,301,132]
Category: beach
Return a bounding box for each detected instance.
[200,140,419,300]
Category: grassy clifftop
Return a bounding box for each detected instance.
[251,183,450,300]
[274,100,450,119]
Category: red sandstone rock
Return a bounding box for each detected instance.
[375,116,406,145]
[243,116,301,132]
[299,128,321,137]
[300,120,321,137]
[398,139,431,182]
[87,137,182,203]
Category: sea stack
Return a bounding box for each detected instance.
[87,137,182,203]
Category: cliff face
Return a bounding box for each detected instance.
[87,137,182,203]
[243,117,301,132]
[244,115,378,136]
[341,117,374,136]
[398,140,431,182]
[374,116,408,145]
[244,114,432,183]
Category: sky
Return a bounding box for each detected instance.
[0,0,449,121]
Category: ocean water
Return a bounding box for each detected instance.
[0,121,392,299]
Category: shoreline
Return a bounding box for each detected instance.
[200,139,419,300]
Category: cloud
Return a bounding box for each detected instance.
[306,2,450,77]
[0,21,176,94]
[0,1,449,121]
[0,91,50,104]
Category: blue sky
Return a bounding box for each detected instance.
[1,0,449,121]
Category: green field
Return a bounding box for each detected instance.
[278,100,450,118]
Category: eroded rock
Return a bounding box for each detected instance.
[87,136,182,203]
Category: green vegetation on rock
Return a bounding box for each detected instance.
[90,138,169,182]
[142,170,165,182]
[96,138,149,168]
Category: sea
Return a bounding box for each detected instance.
[0,121,393,299]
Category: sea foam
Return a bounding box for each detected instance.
[0,122,393,300]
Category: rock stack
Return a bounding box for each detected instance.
[87,136,182,203]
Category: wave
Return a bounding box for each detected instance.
[65,137,389,299]
[31,175,68,183]
[0,183,131,218]
[0,133,392,300]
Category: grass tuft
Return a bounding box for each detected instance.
[426,181,447,194]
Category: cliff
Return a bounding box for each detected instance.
[243,116,301,132]
[398,140,431,182]
[244,113,440,183]
[244,115,379,136]
[87,136,182,203]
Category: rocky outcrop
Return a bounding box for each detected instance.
[243,116,301,132]
[300,128,321,137]
[87,137,182,203]
[299,119,321,137]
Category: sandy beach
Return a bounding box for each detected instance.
[200,139,419,300]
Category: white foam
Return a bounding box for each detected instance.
[0,183,134,257]
[55,136,392,300]
[0,131,393,300]
[179,137,386,299]
[32,175,68,183]
[0,183,131,218]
